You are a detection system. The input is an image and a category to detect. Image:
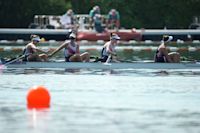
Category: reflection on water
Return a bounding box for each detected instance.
[0,69,200,133]
[1,68,200,76]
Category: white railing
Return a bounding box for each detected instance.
[32,14,108,30]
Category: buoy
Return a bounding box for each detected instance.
[27,86,50,109]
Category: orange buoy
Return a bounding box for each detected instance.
[27,86,50,109]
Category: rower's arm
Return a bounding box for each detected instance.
[105,45,116,56]
[161,48,173,63]
[35,48,48,53]
[48,42,67,57]
[28,44,37,53]
[109,51,117,56]
[107,48,117,56]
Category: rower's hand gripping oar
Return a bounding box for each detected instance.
[47,43,66,58]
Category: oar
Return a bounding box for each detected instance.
[90,55,132,63]
[117,59,135,63]
[104,55,112,65]
[90,56,99,59]
[180,56,197,63]
[3,55,25,65]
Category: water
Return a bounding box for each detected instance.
[0,68,200,133]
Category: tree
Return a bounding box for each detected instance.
[0,0,70,28]
[0,0,200,28]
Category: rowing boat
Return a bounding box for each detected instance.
[2,62,200,69]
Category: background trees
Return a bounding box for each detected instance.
[0,0,200,29]
[0,0,70,28]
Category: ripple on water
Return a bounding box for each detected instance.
[1,68,200,77]
[1,68,200,133]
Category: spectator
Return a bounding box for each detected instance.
[60,9,77,31]
[107,9,120,30]
[89,6,101,29]
[89,6,100,19]
[93,14,104,33]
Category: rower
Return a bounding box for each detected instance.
[154,35,180,63]
[95,33,120,62]
[48,33,90,62]
[23,35,48,62]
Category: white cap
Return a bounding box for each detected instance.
[167,36,173,42]
[111,34,120,40]
[69,33,76,39]
[163,35,173,43]
[32,36,40,42]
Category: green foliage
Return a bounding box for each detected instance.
[0,0,70,28]
[0,0,200,28]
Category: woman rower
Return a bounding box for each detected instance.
[96,33,120,62]
[154,35,180,63]
[23,35,48,61]
[48,33,90,62]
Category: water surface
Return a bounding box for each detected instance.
[0,69,200,133]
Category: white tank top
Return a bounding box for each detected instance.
[24,43,36,56]
[102,42,115,56]
[64,41,78,57]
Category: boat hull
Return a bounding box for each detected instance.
[4,62,200,69]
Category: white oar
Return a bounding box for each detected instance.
[5,55,25,65]
[103,55,112,65]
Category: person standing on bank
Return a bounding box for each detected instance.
[154,35,180,63]
[23,35,48,62]
[48,33,90,62]
[107,9,120,30]
[89,5,101,29]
